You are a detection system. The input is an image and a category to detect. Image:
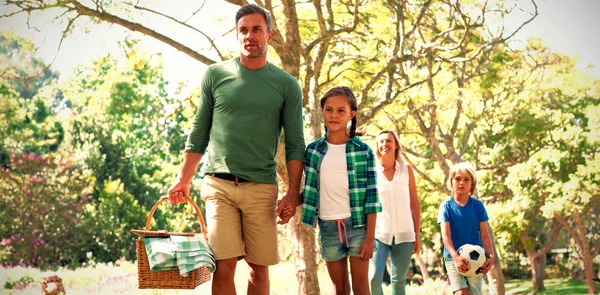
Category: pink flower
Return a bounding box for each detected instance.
[31,238,45,246]
[0,236,18,246]
[14,284,27,290]
[21,186,31,195]
[30,176,43,184]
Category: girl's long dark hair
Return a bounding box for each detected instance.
[319,86,365,137]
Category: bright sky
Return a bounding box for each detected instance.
[511,0,600,77]
[1,0,599,90]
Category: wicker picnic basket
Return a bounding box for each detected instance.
[130,196,211,289]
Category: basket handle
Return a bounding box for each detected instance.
[145,196,208,242]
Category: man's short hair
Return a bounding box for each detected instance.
[235,4,272,32]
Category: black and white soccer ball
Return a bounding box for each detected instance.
[456,244,486,277]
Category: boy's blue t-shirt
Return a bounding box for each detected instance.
[437,196,489,258]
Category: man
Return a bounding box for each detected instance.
[167,4,305,295]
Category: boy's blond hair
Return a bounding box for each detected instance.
[448,162,477,195]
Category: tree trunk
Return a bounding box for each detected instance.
[291,213,320,295]
[573,212,599,294]
[531,254,546,292]
[556,213,598,294]
[487,226,505,295]
[519,218,563,292]
[275,138,320,295]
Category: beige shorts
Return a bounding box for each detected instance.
[200,175,279,266]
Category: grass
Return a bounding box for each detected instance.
[0,261,336,295]
[505,278,592,295]
[1,262,594,294]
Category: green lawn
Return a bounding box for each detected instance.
[505,278,592,295]
[1,262,594,294]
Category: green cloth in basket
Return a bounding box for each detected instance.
[144,234,216,276]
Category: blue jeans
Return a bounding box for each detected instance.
[370,238,413,295]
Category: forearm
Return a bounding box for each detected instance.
[286,159,303,205]
[178,152,204,183]
[365,213,377,239]
[481,225,495,259]
[442,236,458,258]
[441,223,458,258]
[408,166,420,239]
[412,209,421,241]
[286,160,303,193]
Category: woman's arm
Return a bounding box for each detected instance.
[408,166,421,253]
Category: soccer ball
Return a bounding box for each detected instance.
[456,244,486,277]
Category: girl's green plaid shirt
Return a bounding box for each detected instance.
[301,135,382,228]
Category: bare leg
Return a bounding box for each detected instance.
[247,262,269,295]
[350,256,371,295]
[326,258,351,295]
[454,289,469,295]
[212,258,238,295]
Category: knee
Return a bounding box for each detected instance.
[371,269,384,284]
[352,284,370,295]
[371,262,386,278]
[391,272,407,283]
[334,282,351,295]
[248,263,269,280]
[214,260,236,280]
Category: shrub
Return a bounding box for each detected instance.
[0,151,93,269]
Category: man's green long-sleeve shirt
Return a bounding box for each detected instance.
[184,58,305,184]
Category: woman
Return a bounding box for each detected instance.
[370,130,421,295]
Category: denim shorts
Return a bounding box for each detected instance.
[444,257,483,295]
[318,218,369,261]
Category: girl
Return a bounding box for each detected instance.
[370,130,421,295]
[301,86,382,295]
[437,162,495,295]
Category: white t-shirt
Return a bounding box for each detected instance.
[375,161,416,245]
[319,142,351,220]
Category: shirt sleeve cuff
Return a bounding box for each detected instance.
[286,151,306,163]
[184,143,206,154]
[364,203,382,214]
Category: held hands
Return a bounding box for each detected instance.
[167,181,190,204]
[480,255,495,274]
[358,237,375,260]
[275,192,299,225]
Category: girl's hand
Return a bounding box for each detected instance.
[453,255,470,274]
[358,237,374,260]
[480,255,494,274]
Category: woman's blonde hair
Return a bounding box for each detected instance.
[448,162,477,195]
[375,130,405,163]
